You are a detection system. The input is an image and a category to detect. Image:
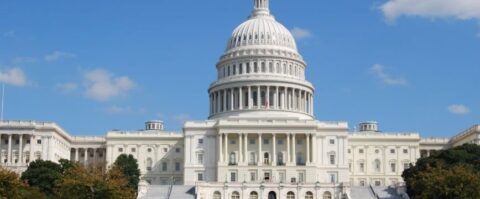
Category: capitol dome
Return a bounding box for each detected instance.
[208,0,315,120]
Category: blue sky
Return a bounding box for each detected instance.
[0,0,478,137]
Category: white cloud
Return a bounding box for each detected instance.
[12,56,37,64]
[380,0,480,22]
[3,30,15,38]
[84,69,135,101]
[173,113,190,124]
[370,64,408,86]
[45,51,76,62]
[448,104,470,115]
[290,27,312,40]
[56,83,78,93]
[103,105,132,114]
[0,67,28,87]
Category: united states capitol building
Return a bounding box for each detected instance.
[0,1,478,199]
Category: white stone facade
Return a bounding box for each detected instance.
[0,0,479,199]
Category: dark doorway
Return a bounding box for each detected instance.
[268,191,277,199]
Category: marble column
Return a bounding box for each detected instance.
[75,148,79,162]
[258,134,262,165]
[8,135,12,164]
[84,148,88,165]
[248,86,252,109]
[230,89,234,111]
[19,134,23,164]
[238,133,243,164]
[292,134,296,164]
[306,134,310,164]
[266,86,270,109]
[272,134,276,166]
[29,135,33,162]
[257,86,261,109]
[244,134,248,164]
[239,87,243,110]
[286,134,290,163]
[218,134,223,164]
[224,134,228,164]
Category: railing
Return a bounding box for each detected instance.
[369,185,380,199]
[166,177,174,199]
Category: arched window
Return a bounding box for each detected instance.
[232,191,240,199]
[213,191,222,199]
[374,159,381,172]
[323,191,332,199]
[305,191,314,199]
[146,158,153,171]
[287,191,295,199]
[277,152,284,165]
[249,152,256,165]
[250,191,258,199]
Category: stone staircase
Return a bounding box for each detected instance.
[372,186,404,199]
[350,186,376,199]
[140,185,195,199]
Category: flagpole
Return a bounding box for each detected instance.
[1,83,4,121]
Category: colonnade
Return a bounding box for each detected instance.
[0,134,34,165]
[210,86,313,116]
[217,133,316,166]
[71,148,106,166]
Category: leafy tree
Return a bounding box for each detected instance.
[113,154,140,191]
[403,144,480,199]
[56,163,135,199]
[21,159,63,195]
[0,166,47,199]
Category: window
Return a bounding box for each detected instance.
[375,149,379,154]
[374,159,381,172]
[278,139,283,145]
[390,149,395,154]
[287,192,295,199]
[263,138,269,145]
[297,139,303,145]
[264,153,270,165]
[249,139,255,145]
[298,172,304,183]
[305,192,314,199]
[403,149,408,154]
[330,154,335,165]
[147,148,152,153]
[213,191,221,199]
[26,140,30,144]
[349,163,352,172]
[146,158,152,171]
[230,172,237,182]
[404,163,410,170]
[249,152,256,165]
[176,148,181,153]
[277,152,284,165]
[197,173,204,181]
[37,140,41,144]
[323,192,332,199]
[329,139,335,144]
[375,181,381,186]
[232,191,240,199]
[359,163,365,172]
[175,162,181,171]
[229,152,237,165]
[230,140,236,144]
[131,148,136,153]
[163,148,168,153]
[162,162,167,171]
[250,172,256,181]
[330,173,336,183]
[348,149,351,154]
[359,149,364,154]
[15,140,19,145]
[197,153,204,164]
[391,163,396,172]
[264,172,271,182]
[198,139,204,144]
[360,180,366,186]
[249,191,258,199]
[118,148,123,152]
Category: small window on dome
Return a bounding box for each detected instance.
[261,34,264,40]
[261,62,266,73]
[255,34,258,40]
[233,65,237,75]
[246,63,250,73]
[254,62,258,73]
[237,36,241,42]
[269,62,273,73]
[239,63,243,74]
[249,35,252,40]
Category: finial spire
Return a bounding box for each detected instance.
[252,0,270,17]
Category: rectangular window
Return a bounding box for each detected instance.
[250,172,256,182]
[263,139,269,145]
[359,149,364,154]
[330,174,336,183]
[360,163,365,172]
[197,173,204,181]
[404,163,410,170]
[15,140,19,145]
[349,163,352,172]
[330,155,335,165]
[390,149,395,154]
[230,140,236,144]
[278,139,283,145]
[348,149,351,154]
[162,162,167,171]
[264,172,271,182]
[375,181,381,186]
[176,148,181,153]
[360,180,366,186]
[249,139,255,145]
[131,148,136,153]
[37,140,41,144]
[279,172,285,183]
[329,139,335,144]
[198,139,204,144]
[391,163,396,172]
[197,153,204,164]
[163,148,168,153]
[403,149,408,154]
[175,162,181,171]
[26,140,30,144]
[298,172,304,183]
[118,148,123,152]
[230,172,237,182]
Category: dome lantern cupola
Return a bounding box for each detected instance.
[252,0,270,17]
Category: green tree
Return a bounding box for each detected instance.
[56,163,135,199]
[113,154,140,191]
[403,144,480,199]
[21,159,63,196]
[0,166,47,199]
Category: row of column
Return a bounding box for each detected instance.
[72,148,105,165]
[209,86,313,115]
[0,134,34,165]
[218,133,315,166]
[218,60,305,80]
